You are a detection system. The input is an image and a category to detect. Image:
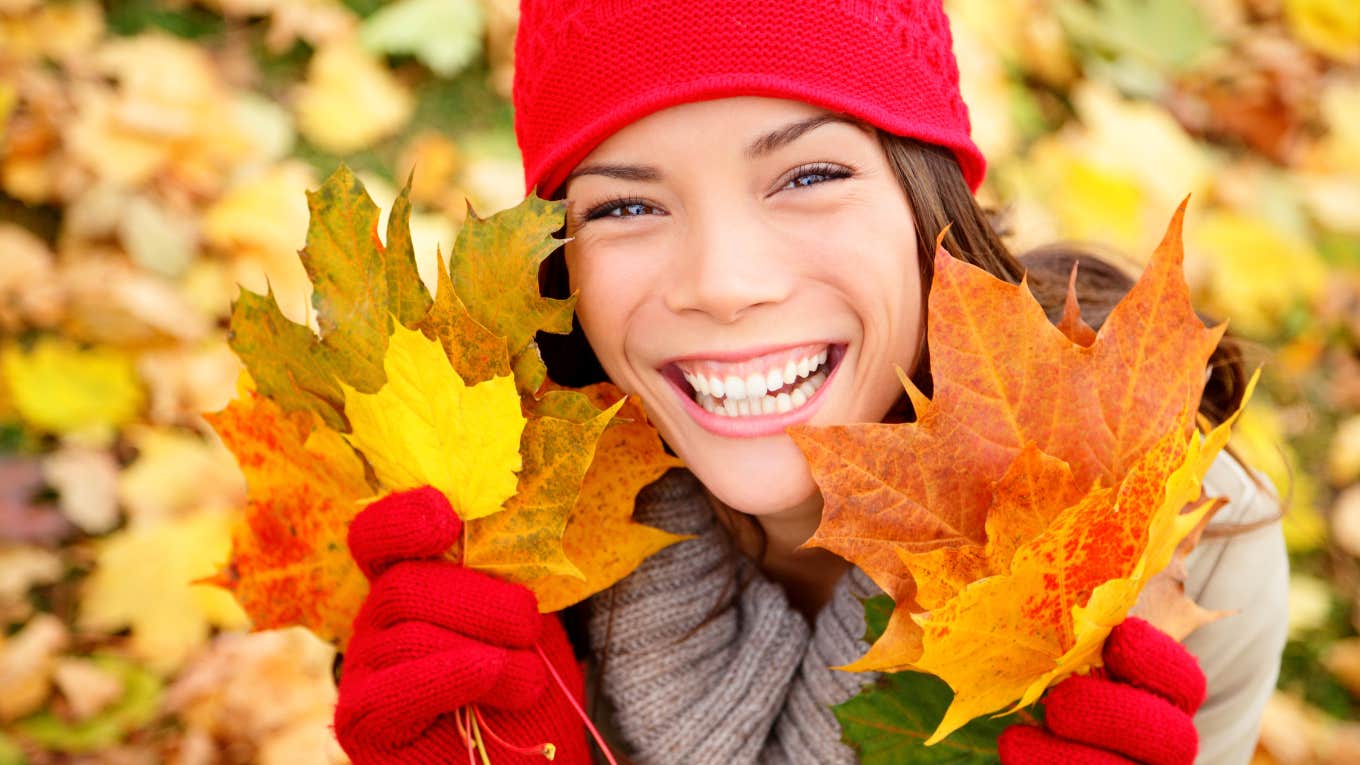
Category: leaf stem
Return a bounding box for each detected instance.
[473,704,557,759]
[469,708,493,765]
[534,642,619,765]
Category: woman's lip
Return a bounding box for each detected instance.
[660,340,840,366]
[666,347,845,438]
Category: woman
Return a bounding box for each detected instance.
[332,1,1289,763]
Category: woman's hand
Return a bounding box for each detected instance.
[333,487,591,764]
[998,617,1205,765]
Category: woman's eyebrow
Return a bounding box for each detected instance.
[566,163,662,183]
[746,114,859,158]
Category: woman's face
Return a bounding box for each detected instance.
[564,96,924,520]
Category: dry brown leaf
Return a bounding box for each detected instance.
[136,345,242,427]
[0,457,75,545]
[58,257,211,346]
[1331,485,1360,558]
[166,628,340,761]
[293,38,413,154]
[52,656,125,721]
[0,545,63,625]
[0,223,62,331]
[0,612,68,721]
[1129,500,1235,641]
[42,445,120,535]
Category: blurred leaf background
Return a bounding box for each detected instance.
[0,1,1356,762]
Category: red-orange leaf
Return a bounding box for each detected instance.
[203,385,374,649]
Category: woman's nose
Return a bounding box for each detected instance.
[663,206,795,323]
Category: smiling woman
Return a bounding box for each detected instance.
[330,1,1289,764]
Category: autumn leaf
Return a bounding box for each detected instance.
[463,398,619,583]
[472,383,688,611]
[415,249,511,386]
[294,38,414,154]
[1,337,144,441]
[531,384,688,612]
[203,386,374,648]
[790,201,1241,741]
[79,511,249,674]
[229,164,430,431]
[447,194,575,397]
[343,321,524,521]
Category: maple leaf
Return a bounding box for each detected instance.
[343,322,524,521]
[78,510,249,674]
[415,249,511,386]
[446,194,575,397]
[790,201,1245,741]
[1,337,144,442]
[203,386,374,648]
[463,397,619,584]
[229,164,430,431]
[511,383,687,612]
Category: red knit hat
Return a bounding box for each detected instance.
[512,0,985,198]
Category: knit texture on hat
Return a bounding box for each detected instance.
[513,0,985,197]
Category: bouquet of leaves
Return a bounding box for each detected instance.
[788,201,1255,761]
[202,166,684,758]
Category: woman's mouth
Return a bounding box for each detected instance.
[660,343,845,433]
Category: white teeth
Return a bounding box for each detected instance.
[725,375,745,400]
[745,372,767,398]
[693,368,830,419]
[682,347,835,417]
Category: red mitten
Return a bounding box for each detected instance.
[333,487,592,764]
[998,617,1205,765]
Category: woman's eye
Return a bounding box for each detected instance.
[582,198,662,221]
[781,163,852,191]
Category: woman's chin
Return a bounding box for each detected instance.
[687,454,822,521]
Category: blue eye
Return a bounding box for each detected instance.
[782,163,853,190]
[581,197,662,222]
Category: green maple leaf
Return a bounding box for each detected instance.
[229,165,432,430]
[835,596,1013,764]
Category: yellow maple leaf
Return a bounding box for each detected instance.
[294,37,414,154]
[343,321,524,521]
[79,511,249,674]
[1,337,144,442]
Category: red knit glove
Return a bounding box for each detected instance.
[998,618,1205,765]
[333,487,592,764]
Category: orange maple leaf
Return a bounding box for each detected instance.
[203,386,374,648]
[789,200,1245,740]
